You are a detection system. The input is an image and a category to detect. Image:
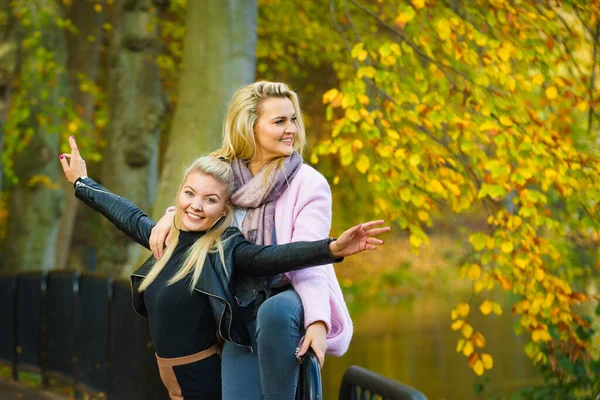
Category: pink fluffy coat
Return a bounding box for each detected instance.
[275,164,353,356]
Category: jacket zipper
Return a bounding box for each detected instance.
[131,273,251,352]
[193,287,253,352]
[76,179,121,198]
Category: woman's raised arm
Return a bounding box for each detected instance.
[59,136,156,249]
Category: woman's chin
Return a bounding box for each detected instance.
[181,220,209,232]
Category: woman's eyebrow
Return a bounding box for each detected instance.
[270,113,296,121]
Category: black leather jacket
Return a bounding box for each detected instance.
[74,177,341,350]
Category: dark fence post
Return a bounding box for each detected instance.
[296,348,322,400]
[107,279,167,400]
[14,271,47,382]
[76,273,113,397]
[0,273,17,380]
[339,366,428,400]
[44,270,79,388]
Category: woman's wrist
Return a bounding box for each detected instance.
[327,237,339,258]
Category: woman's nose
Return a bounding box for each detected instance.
[190,199,203,210]
[285,120,297,133]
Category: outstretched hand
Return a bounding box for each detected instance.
[59,136,88,184]
[329,220,391,258]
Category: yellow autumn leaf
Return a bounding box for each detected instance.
[435,18,451,40]
[358,66,377,79]
[545,86,558,99]
[409,234,423,248]
[356,155,370,174]
[532,329,551,342]
[480,300,493,315]
[68,121,78,133]
[462,340,474,357]
[475,74,490,86]
[386,129,400,140]
[535,268,545,281]
[412,0,425,9]
[417,210,429,222]
[576,100,588,111]
[500,242,514,253]
[457,302,470,317]
[94,4,102,12]
[456,338,465,352]
[409,154,421,166]
[532,74,544,85]
[514,256,528,269]
[428,179,445,194]
[473,360,484,376]
[322,88,339,104]
[479,121,500,131]
[358,94,370,105]
[472,332,486,348]
[492,302,502,315]
[451,320,464,331]
[345,109,361,123]
[468,264,482,280]
[333,176,339,185]
[499,116,513,127]
[481,353,493,369]
[461,323,473,339]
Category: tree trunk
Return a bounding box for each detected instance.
[95,0,166,277]
[55,0,105,270]
[0,0,17,193]
[153,0,257,215]
[1,2,69,272]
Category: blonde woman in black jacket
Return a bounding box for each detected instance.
[60,137,390,400]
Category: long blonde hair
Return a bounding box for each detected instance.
[138,156,234,292]
[213,81,306,185]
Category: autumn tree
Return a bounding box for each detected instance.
[55,0,106,269]
[259,0,600,395]
[94,0,166,276]
[1,1,75,272]
[153,0,257,215]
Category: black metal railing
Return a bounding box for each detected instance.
[0,270,427,400]
[0,270,167,399]
[339,365,427,400]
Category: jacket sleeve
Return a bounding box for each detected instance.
[284,173,336,333]
[74,177,155,250]
[231,236,342,276]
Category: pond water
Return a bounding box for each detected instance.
[322,292,542,399]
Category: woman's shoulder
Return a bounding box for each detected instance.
[293,164,330,187]
[221,226,243,239]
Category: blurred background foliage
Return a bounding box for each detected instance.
[0,0,599,399]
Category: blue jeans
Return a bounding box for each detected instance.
[222,288,304,400]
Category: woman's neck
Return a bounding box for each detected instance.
[248,159,267,176]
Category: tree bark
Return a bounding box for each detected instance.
[0,0,17,193]
[55,0,105,269]
[153,0,257,216]
[95,0,166,277]
[1,2,69,272]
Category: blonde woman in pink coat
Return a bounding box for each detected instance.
[150,81,353,399]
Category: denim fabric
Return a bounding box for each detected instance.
[222,288,304,400]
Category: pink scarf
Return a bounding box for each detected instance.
[230,153,303,245]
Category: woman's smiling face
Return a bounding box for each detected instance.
[177,171,228,232]
[253,97,298,164]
